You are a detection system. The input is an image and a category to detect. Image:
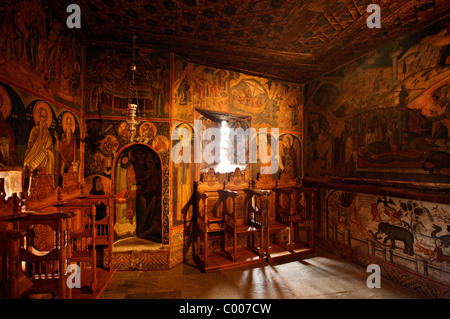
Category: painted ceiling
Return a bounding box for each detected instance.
[47,0,450,83]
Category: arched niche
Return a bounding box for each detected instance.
[112,143,163,244]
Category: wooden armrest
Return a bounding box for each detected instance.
[196,191,208,200]
[244,188,271,196]
[0,229,23,240]
[218,189,238,199]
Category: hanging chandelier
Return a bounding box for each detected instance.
[126,35,140,141]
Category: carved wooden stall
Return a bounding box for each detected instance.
[63,200,98,293]
[254,174,289,260]
[0,230,33,299]
[224,169,266,264]
[291,186,316,250]
[0,187,33,299]
[195,172,227,271]
[0,172,76,299]
[192,168,317,271]
[63,195,115,281]
[0,168,116,298]
[193,168,267,271]
[2,211,74,299]
[223,187,266,262]
[194,169,232,271]
[270,186,295,255]
[251,174,316,261]
[26,171,115,298]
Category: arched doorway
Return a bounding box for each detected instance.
[112,144,162,244]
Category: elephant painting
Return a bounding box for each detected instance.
[375,222,414,256]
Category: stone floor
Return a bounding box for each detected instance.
[100,248,427,299]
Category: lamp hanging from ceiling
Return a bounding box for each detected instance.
[126,35,139,141]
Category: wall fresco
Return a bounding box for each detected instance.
[326,189,450,285]
[85,47,170,118]
[173,58,230,121]
[173,55,303,132]
[0,81,80,190]
[0,0,83,110]
[173,54,303,182]
[172,122,194,227]
[229,75,303,131]
[304,20,450,182]
[279,133,302,180]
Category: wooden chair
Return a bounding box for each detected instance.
[3,211,74,299]
[195,188,232,269]
[63,203,98,293]
[266,187,295,256]
[0,188,33,299]
[193,169,228,269]
[290,186,316,249]
[194,189,208,268]
[64,195,114,272]
[253,174,290,256]
[91,195,114,272]
[197,188,227,233]
[223,188,266,262]
[0,229,33,298]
